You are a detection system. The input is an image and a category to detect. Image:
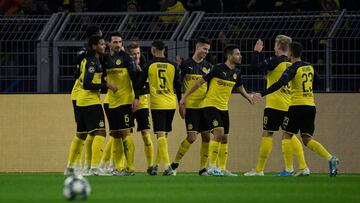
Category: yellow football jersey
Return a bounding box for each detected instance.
[76,56,105,107]
[181,58,212,109]
[103,51,138,108]
[266,61,292,111]
[289,62,315,106]
[138,94,149,110]
[70,79,81,101]
[144,57,181,110]
[201,64,243,111]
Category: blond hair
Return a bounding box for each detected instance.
[275,35,292,51]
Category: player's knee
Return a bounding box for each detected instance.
[212,128,224,142]
[156,132,166,138]
[201,132,210,142]
[119,129,131,138]
[140,130,149,136]
[213,128,224,135]
[282,132,292,139]
[89,130,106,137]
[186,133,197,144]
[221,134,228,143]
[110,131,121,138]
[262,131,273,137]
[76,133,87,140]
[301,135,311,146]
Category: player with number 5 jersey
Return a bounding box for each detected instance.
[139,40,182,176]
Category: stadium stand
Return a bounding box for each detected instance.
[0,10,359,93]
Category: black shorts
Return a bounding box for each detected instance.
[72,100,80,123]
[151,109,175,133]
[202,107,230,134]
[134,108,151,131]
[107,104,135,131]
[263,108,287,132]
[185,108,210,133]
[77,104,106,133]
[282,105,316,136]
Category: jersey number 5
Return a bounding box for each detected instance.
[158,69,166,89]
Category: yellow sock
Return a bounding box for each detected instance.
[282,139,294,171]
[142,133,154,167]
[123,135,135,172]
[100,136,114,167]
[112,138,125,170]
[255,137,273,172]
[119,148,126,169]
[84,135,94,169]
[91,135,105,168]
[74,136,84,169]
[218,143,228,170]
[158,137,170,166]
[154,145,160,165]
[74,151,82,169]
[200,141,209,169]
[174,138,191,163]
[67,136,85,168]
[291,136,308,169]
[208,140,220,168]
[306,139,332,160]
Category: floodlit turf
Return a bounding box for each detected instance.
[0,173,359,203]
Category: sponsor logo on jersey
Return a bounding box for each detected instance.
[185,74,202,81]
[217,80,235,87]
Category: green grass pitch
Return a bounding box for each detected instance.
[0,173,359,203]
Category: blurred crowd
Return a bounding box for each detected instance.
[1,0,359,15]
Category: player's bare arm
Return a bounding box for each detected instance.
[237,85,255,104]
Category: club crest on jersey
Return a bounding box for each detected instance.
[188,123,193,130]
[99,120,105,127]
[202,67,209,74]
[116,59,121,65]
[233,73,237,80]
[88,66,95,73]
[213,120,219,127]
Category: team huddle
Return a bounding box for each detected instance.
[64,25,339,177]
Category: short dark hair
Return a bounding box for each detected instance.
[85,25,101,39]
[88,35,104,50]
[224,44,239,58]
[290,42,303,58]
[152,40,165,50]
[127,0,138,5]
[127,42,140,51]
[195,37,211,46]
[108,31,123,42]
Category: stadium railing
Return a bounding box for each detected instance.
[0,10,359,93]
[0,13,64,92]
